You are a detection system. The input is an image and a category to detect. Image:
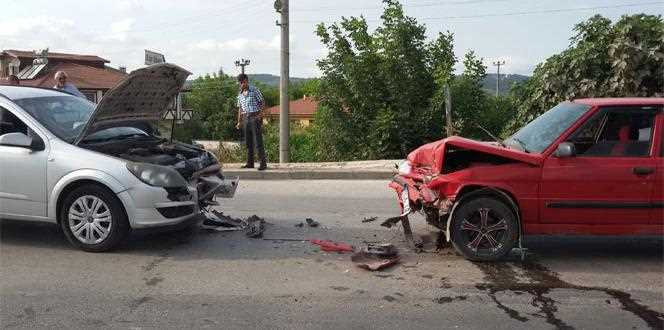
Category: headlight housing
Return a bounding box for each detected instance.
[126,162,187,187]
[398,160,412,176]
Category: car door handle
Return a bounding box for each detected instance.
[633,167,655,175]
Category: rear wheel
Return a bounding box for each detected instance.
[59,184,129,252]
[450,197,518,261]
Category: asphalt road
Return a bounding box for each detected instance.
[1,180,663,329]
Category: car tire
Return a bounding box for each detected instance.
[450,196,518,261]
[59,184,130,252]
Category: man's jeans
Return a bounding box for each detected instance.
[242,113,266,165]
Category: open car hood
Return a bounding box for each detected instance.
[407,136,543,174]
[74,63,191,145]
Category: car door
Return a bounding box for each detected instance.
[652,113,664,225]
[540,105,659,225]
[0,105,49,220]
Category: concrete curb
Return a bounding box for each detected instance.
[222,169,394,180]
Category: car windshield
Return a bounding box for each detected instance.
[13,95,95,143]
[506,102,591,153]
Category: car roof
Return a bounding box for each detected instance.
[0,85,70,101]
[573,97,664,107]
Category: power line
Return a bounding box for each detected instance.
[292,2,664,23]
[292,0,510,12]
[421,1,664,20]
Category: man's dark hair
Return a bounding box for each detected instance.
[237,73,248,82]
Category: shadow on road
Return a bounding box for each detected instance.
[1,219,662,264]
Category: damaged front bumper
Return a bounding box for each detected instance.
[121,167,239,229]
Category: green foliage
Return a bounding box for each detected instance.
[315,0,462,160]
[506,14,664,134]
[262,122,319,163]
[186,73,240,141]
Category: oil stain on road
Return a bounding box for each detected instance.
[473,259,664,330]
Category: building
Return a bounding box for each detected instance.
[0,49,127,103]
[264,96,318,126]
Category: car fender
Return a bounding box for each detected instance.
[48,169,129,220]
[445,186,522,249]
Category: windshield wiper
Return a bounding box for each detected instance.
[477,125,506,147]
[510,137,530,153]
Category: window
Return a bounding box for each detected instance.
[13,95,94,143]
[507,102,590,153]
[0,107,28,136]
[567,106,658,157]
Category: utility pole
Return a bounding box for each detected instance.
[444,84,453,137]
[275,0,289,163]
[492,60,505,97]
[235,58,250,74]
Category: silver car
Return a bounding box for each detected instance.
[0,64,238,251]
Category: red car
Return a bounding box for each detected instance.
[389,98,663,261]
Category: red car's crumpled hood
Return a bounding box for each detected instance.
[407,136,543,174]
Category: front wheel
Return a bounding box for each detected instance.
[59,184,130,252]
[450,197,518,261]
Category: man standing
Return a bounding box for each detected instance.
[236,74,267,170]
[53,71,86,98]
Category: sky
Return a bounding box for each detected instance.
[1,0,662,78]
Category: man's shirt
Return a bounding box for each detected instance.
[237,85,264,114]
[55,83,86,99]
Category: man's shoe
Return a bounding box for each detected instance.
[258,164,267,171]
[241,163,254,169]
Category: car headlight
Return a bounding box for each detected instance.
[398,161,411,176]
[126,162,187,187]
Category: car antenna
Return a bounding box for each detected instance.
[477,125,505,147]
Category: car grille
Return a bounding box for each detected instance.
[156,205,195,219]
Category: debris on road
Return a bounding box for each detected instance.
[351,242,400,271]
[361,216,378,223]
[294,222,304,228]
[351,252,400,271]
[363,243,398,258]
[305,218,320,227]
[380,216,402,228]
[201,209,247,231]
[310,240,354,253]
[245,215,265,238]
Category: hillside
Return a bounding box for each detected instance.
[247,73,529,95]
[481,73,530,95]
[248,74,310,86]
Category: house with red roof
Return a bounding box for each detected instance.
[264,95,318,126]
[0,49,127,103]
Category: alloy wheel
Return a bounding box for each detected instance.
[68,195,113,245]
[459,207,509,253]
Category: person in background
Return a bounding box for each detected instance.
[236,73,267,171]
[6,75,20,85]
[53,71,85,98]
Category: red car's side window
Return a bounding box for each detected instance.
[566,106,658,157]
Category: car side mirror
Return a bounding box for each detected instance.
[555,142,576,158]
[0,132,43,151]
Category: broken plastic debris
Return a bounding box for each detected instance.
[245,215,265,238]
[361,216,378,223]
[305,218,319,227]
[201,210,246,231]
[380,216,402,228]
[310,240,354,253]
[351,252,400,271]
[363,243,398,258]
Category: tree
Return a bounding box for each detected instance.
[314,0,458,160]
[506,14,664,134]
[187,73,240,141]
